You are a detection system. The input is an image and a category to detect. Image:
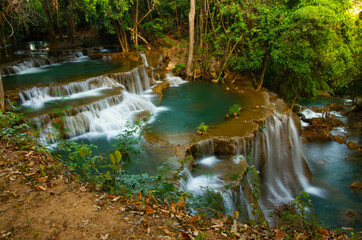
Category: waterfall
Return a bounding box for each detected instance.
[18,65,151,107]
[63,92,156,139]
[24,64,157,143]
[0,56,78,76]
[139,52,149,67]
[198,139,214,157]
[180,111,313,221]
[164,72,185,86]
[253,112,309,204]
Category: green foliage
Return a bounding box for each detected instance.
[197,122,209,133]
[173,63,186,76]
[0,112,36,149]
[188,187,225,218]
[228,104,242,116]
[113,119,150,170]
[281,191,320,233]
[57,140,103,182]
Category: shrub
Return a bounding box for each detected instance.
[197,122,209,134]
[229,104,242,116]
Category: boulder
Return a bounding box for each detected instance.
[339,209,357,226]
[350,181,362,192]
[333,135,346,144]
[347,141,359,150]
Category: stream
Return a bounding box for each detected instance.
[1,46,361,232]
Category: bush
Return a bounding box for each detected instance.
[228,104,242,116]
[197,122,209,134]
[0,112,36,149]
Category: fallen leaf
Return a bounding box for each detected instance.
[9,175,16,181]
[99,234,108,240]
[176,200,185,209]
[36,185,46,191]
[37,176,48,182]
[233,210,239,219]
[146,205,154,214]
[210,218,223,225]
[147,227,150,234]
[275,229,284,240]
[188,215,199,224]
[180,231,194,240]
[320,228,328,235]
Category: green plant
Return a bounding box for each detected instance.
[197,122,209,133]
[228,104,242,116]
[0,112,36,149]
[113,119,150,170]
[173,63,186,76]
[281,191,320,233]
[57,140,102,182]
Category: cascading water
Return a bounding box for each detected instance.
[0,55,83,75]
[22,60,157,143]
[251,112,321,205]
[180,111,315,221]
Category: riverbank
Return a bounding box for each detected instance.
[0,140,355,239]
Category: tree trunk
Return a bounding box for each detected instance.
[257,55,270,90]
[199,0,205,49]
[0,73,5,112]
[68,0,75,43]
[175,0,180,39]
[113,21,127,52]
[186,0,195,79]
[39,0,57,46]
[134,0,139,48]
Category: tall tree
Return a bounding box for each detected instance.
[186,0,195,78]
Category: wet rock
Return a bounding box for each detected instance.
[339,209,357,226]
[349,181,362,192]
[302,116,344,141]
[328,103,343,112]
[347,141,360,150]
[333,135,346,144]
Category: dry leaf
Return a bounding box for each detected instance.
[275,229,284,240]
[36,185,46,191]
[147,227,150,234]
[233,210,239,219]
[176,200,185,209]
[188,215,199,224]
[180,231,194,240]
[320,229,328,235]
[146,205,154,214]
[171,203,176,214]
[38,176,48,182]
[210,218,223,225]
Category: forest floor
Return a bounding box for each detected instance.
[0,142,354,240]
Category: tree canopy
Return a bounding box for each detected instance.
[1,0,360,100]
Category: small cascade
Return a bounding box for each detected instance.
[164,72,185,86]
[18,65,151,107]
[64,92,156,138]
[18,76,121,106]
[178,168,193,191]
[139,52,149,67]
[108,65,150,94]
[0,56,78,75]
[198,139,214,157]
